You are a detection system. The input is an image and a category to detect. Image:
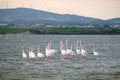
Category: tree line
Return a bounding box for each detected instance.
[0,27,120,34]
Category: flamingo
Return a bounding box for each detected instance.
[80,40,87,58]
[45,40,57,59]
[60,41,68,59]
[93,45,99,57]
[37,45,45,59]
[76,40,81,59]
[65,40,75,58]
[45,45,52,59]
[29,46,36,59]
[76,40,81,55]
[49,40,57,57]
[70,44,76,56]
[22,46,27,59]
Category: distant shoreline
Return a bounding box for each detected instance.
[0,27,120,35]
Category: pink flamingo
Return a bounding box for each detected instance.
[65,40,75,58]
[76,40,81,55]
[45,40,57,59]
[93,45,99,58]
[22,46,27,59]
[60,41,69,59]
[80,40,87,58]
[37,45,45,59]
[76,40,81,59]
[28,46,36,59]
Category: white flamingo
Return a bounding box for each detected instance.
[60,41,68,59]
[70,44,76,56]
[22,46,27,59]
[76,40,81,59]
[49,40,57,55]
[45,40,57,59]
[37,45,45,59]
[29,46,36,59]
[65,40,75,58]
[93,45,99,57]
[80,40,87,58]
[76,40,81,55]
[45,45,52,58]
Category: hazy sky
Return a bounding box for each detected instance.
[0,0,120,19]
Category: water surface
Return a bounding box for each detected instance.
[0,35,120,80]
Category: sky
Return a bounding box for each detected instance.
[0,0,120,20]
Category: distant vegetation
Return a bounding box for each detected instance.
[0,8,120,35]
[28,27,120,34]
[0,27,120,34]
[0,27,24,34]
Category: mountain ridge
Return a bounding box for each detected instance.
[0,8,120,27]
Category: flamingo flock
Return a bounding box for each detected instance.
[22,40,100,60]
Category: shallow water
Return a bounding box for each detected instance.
[0,34,120,80]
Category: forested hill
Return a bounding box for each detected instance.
[0,8,120,27]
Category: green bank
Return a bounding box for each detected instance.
[0,27,25,34]
[0,27,120,34]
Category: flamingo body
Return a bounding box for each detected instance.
[22,46,27,59]
[93,46,100,57]
[61,49,68,56]
[81,49,87,57]
[45,41,57,59]
[46,49,56,59]
[93,51,99,56]
[37,45,44,59]
[29,47,36,59]
[23,52,27,59]
[67,49,75,56]
[76,49,81,55]
[37,52,45,58]
[60,41,70,59]
[29,51,36,59]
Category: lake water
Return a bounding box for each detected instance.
[0,34,120,80]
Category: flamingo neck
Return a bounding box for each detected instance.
[80,41,82,50]
[38,46,40,53]
[22,49,25,53]
[76,40,78,50]
[49,40,52,49]
[22,46,25,53]
[60,42,63,50]
[29,48,31,53]
[93,45,95,52]
[66,40,68,50]
[46,44,50,50]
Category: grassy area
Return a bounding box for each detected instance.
[0,27,24,34]
[0,27,120,34]
[29,27,120,34]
